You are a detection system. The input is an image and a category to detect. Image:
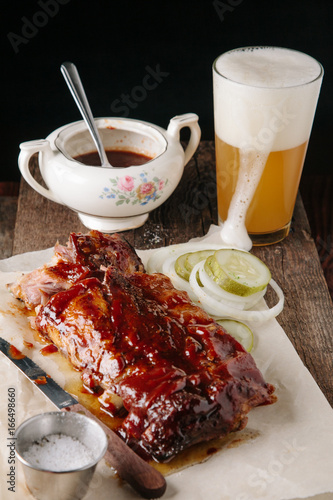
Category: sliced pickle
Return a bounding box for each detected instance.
[216,319,254,352]
[174,253,190,280]
[175,250,215,282]
[204,249,271,297]
[185,250,215,273]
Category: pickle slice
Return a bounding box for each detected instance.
[204,249,271,297]
[185,250,215,273]
[175,250,215,282]
[216,319,254,352]
[174,253,190,280]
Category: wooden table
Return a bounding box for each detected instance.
[2,142,333,406]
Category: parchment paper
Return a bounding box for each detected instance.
[1,226,333,500]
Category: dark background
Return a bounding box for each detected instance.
[2,0,332,182]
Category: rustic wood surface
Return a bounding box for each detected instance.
[0,196,17,259]
[1,142,333,406]
[300,174,333,298]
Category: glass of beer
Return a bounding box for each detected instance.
[213,47,323,248]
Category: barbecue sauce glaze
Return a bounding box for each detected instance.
[36,268,276,462]
[16,230,276,463]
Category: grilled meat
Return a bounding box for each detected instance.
[55,230,144,274]
[9,231,144,309]
[10,231,276,462]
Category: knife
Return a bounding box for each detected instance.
[0,337,166,499]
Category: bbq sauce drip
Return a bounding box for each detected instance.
[8,345,25,360]
[73,150,153,168]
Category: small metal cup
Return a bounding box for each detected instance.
[15,411,108,500]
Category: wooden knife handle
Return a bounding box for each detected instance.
[63,403,166,499]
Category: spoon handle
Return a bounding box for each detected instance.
[60,61,110,167]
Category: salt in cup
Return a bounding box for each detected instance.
[15,411,108,500]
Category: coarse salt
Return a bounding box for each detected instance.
[23,433,94,471]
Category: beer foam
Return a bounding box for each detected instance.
[213,47,323,151]
[219,149,269,250]
[215,47,321,88]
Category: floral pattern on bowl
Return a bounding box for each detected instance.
[99,172,168,206]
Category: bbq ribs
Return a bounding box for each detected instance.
[9,231,276,462]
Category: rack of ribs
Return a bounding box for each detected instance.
[9,231,276,462]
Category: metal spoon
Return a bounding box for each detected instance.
[60,61,112,168]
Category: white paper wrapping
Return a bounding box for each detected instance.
[1,226,333,500]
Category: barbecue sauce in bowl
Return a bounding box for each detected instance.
[74,150,153,168]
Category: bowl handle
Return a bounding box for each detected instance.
[18,140,61,204]
[167,113,201,166]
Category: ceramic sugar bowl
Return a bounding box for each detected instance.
[18,113,201,232]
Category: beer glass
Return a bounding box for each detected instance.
[213,47,323,248]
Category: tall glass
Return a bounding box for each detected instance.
[213,47,323,248]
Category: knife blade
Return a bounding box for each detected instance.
[0,337,166,499]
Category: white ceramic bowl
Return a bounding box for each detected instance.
[18,114,201,232]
